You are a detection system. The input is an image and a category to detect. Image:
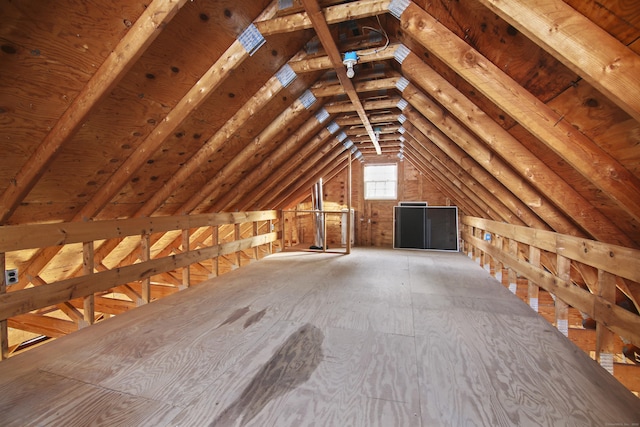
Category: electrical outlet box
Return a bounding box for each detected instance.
[5,268,18,285]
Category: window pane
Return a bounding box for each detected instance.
[364,164,397,200]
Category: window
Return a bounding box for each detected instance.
[364,164,397,200]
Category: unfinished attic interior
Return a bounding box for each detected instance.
[1,0,640,424]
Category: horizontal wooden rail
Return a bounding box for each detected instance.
[0,210,279,358]
[461,216,640,346]
[463,217,639,283]
[0,211,277,252]
[0,233,276,322]
[462,215,640,393]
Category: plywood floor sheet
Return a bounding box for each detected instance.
[0,248,638,426]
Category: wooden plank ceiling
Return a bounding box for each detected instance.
[0,1,639,245]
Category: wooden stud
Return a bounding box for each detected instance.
[82,241,95,327]
[235,224,242,268]
[508,238,518,294]
[181,230,190,289]
[253,222,260,260]
[528,245,541,313]
[212,226,219,277]
[0,253,7,360]
[141,233,151,303]
[555,254,571,337]
[596,269,617,374]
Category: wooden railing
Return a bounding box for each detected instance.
[0,211,279,359]
[281,209,353,254]
[461,216,640,380]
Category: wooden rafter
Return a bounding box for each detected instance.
[402,107,549,230]
[401,84,580,236]
[399,52,636,248]
[477,0,640,123]
[399,2,640,225]
[403,123,530,227]
[0,0,189,224]
[80,1,279,220]
[301,0,382,154]
[8,1,281,291]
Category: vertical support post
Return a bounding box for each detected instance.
[322,212,327,253]
[141,233,151,302]
[268,218,273,254]
[528,245,540,312]
[347,150,352,254]
[596,269,616,374]
[493,234,504,284]
[82,241,95,326]
[235,223,242,267]
[507,238,518,294]
[281,210,287,250]
[212,225,219,277]
[555,254,570,337]
[475,227,483,264]
[182,229,190,289]
[0,253,8,360]
[253,221,259,260]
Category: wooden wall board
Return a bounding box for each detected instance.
[0,248,637,426]
[564,0,640,44]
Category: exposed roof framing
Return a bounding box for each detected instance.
[1,0,640,320]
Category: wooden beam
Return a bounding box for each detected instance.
[324,97,402,114]
[256,0,390,36]
[398,2,640,225]
[177,97,320,215]
[0,0,189,224]
[77,2,279,220]
[9,2,281,293]
[82,241,95,327]
[401,86,578,235]
[477,0,640,123]
[289,43,400,74]
[400,52,636,248]
[403,125,523,225]
[301,0,381,154]
[242,127,342,211]
[0,211,277,253]
[276,157,349,210]
[403,151,484,218]
[0,233,277,321]
[137,48,308,218]
[463,226,640,345]
[8,314,76,338]
[311,77,398,98]
[212,115,333,212]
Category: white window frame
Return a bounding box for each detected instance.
[364,163,398,200]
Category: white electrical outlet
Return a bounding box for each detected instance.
[5,268,18,285]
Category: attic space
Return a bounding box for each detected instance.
[0,0,639,423]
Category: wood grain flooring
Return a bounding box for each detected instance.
[0,248,638,426]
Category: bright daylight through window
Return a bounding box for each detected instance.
[364,163,397,200]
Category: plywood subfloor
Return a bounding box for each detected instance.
[0,248,638,426]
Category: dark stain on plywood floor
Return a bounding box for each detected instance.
[211,323,324,426]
